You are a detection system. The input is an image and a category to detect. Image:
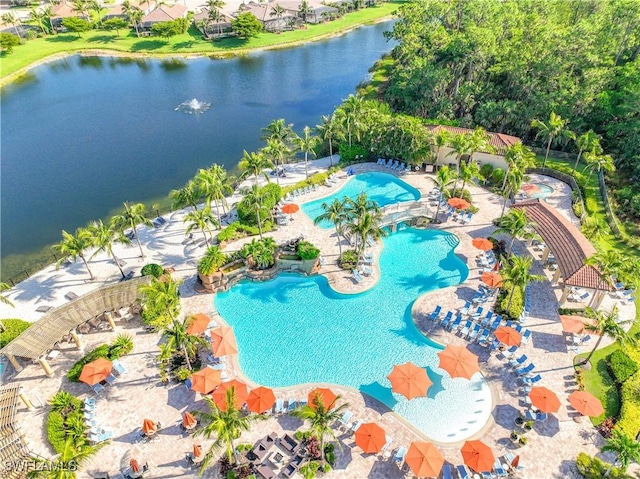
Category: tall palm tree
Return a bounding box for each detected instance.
[584,250,625,309]
[500,166,524,218]
[314,198,349,255]
[242,184,269,239]
[261,118,293,147]
[139,276,181,329]
[194,389,264,470]
[336,94,364,147]
[581,216,608,242]
[291,395,349,461]
[432,165,455,222]
[432,129,450,164]
[344,209,387,256]
[88,0,103,25]
[499,255,544,313]
[207,0,226,11]
[346,192,379,219]
[112,202,153,259]
[1,12,21,36]
[501,143,536,191]
[294,125,318,178]
[261,138,289,186]
[466,128,495,164]
[531,112,575,168]
[581,306,634,366]
[53,228,95,280]
[602,430,640,474]
[584,150,615,183]
[494,209,534,256]
[88,220,131,279]
[122,1,142,37]
[170,180,201,212]
[28,7,50,34]
[454,161,484,198]
[160,315,207,371]
[298,0,313,23]
[572,130,601,175]
[184,207,218,245]
[28,437,105,479]
[269,3,285,31]
[445,133,473,173]
[238,150,273,185]
[316,114,338,166]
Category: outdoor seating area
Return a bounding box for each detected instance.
[376,158,412,174]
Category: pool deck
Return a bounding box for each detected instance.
[2,159,637,478]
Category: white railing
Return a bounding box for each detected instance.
[379,201,434,226]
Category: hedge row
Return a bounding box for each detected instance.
[495,281,524,321]
[575,452,631,479]
[608,350,638,384]
[0,319,30,348]
[614,373,640,439]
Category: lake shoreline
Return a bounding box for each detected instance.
[0,15,394,87]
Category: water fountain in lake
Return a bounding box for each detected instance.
[175,98,211,114]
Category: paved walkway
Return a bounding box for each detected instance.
[2,159,637,478]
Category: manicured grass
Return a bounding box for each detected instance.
[1,3,401,81]
[359,55,393,99]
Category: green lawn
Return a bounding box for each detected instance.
[1,3,401,81]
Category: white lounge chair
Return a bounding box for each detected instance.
[352,270,364,283]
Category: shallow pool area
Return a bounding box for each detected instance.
[214,227,493,443]
[528,183,555,200]
[302,172,421,228]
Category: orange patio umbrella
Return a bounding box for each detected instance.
[387,362,432,400]
[182,411,197,430]
[193,444,203,458]
[210,325,239,357]
[79,358,113,386]
[448,197,471,210]
[308,388,337,411]
[472,238,494,251]
[560,315,593,334]
[212,380,249,411]
[494,326,522,346]
[461,440,495,473]
[528,386,561,413]
[281,203,300,214]
[481,271,503,288]
[354,423,387,454]
[246,386,276,414]
[568,391,604,417]
[437,345,480,379]
[142,419,157,436]
[190,367,222,395]
[186,313,212,335]
[130,459,140,473]
[405,442,445,478]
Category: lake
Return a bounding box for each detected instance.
[0,21,395,278]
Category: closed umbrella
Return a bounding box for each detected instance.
[494,326,522,346]
[247,386,276,414]
[182,411,197,430]
[190,367,222,395]
[354,423,386,454]
[472,238,493,251]
[437,345,480,379]
[461,440,495,473]
[568,391,604,417]
[308,388,337,411]
[448,197,471,210]
[405,442,444,478]
[212,380,249,411]
[210,325,239,357]
[130,459,140,473]
[193,444,203,458]
[281,203,300,214]
[79,358,113,386]
[528,387,561,413]
[186,313,212,335]
[142,419,157,436]
[481,271,503,288]
[387,362,432,400]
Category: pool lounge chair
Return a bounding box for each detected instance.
[468,323,481,341]
[380,436,393,457]
[339,411,353,427]
[428,305,442,321]
[521,329,532,344]
[361,266,374,276]
[394,446,407,464]
[287,398,297,412]
[440,311,454,328]
[449,314,463,331]
[274,398,285,415]
[503,345,518,358]
[352,270,364,283]
[471,307,484,319]
[459,301,471,316]
[509,354,527,367]
[351,420,363,432]
[460,320,473,337]
[516,363,535,376]
[456,464,472,479]
[92,383,104,395]
[441,464,454,479]
[522,374,542,386]
[493,460,508,477]
[477,329,491,345]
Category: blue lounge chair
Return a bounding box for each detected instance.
[394,446,407,464]
[449,314,463,331]
[92,383,104,395]
[442,464,454,479]
[275,398,285,414]
[521,329,532,344]
[459,302,471,316]
[489,317,502,330]
[493,460,507,477]
[481,311,493,326]
[441,311,453,328]
[456,465,472,479]
[351,420,363,432]
[477,329,491,345]
[112,359,126,375]
[522,374,542,386]
[516,363,535,376]
[471,307,484,319]
[524,409,537,421]
[287,398,297,412]
[429,305,442,321]
[339,411,353,427]
[468,323,481,341]
[510,354,527,367]
[460,320,473,336]
[503,345,518,358]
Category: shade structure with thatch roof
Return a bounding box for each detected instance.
[405,441,444,477]
[212,380,249,411]
[387,362,432,400]
[354,422,387,454]
[437,345,480,379]
[210,325,238,357]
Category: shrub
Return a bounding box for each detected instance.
[281,171,329,196]
[237,183,281,225]
[495,281,524,320]
[613,373,640,439]
[338,143,368,163]
[67,335,133,382]
[261,182,282,206]
[46,410,67,453]
[297,241,320,260]
[339,250,359,270]
[299,462,320,479]
[479,164,494,182]
[575,452,630,478]
[49,391,81,413]
[175,367,192,381]
[109,333,134,358]
[47,391,86,453]
[141,263,163,278]
[198,246,227,275]
[218,222,239,242]
[491,168,505,186]
[0,319,31,348]
[608,350,638,384]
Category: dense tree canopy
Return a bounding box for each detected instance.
[383,0,640,186]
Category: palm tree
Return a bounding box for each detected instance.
[344,209,387,256]
[585,150,615,183]
[584,250,625,309]
[602,430,640,474]
[0,283,14,308]
[122,1,142,37]
[1,12,21,36]
[261,138,289,186]
[139,276,181,329]
[500,166,524,218]
[291,395,349,461]
[336,94,364,147]
[88,220,131,279]
[112,202,153,259]
[88,0,103,25]
[466,128,495,164]
[346,192,379,219]
[494,209,534,256]
[269,3,285,31]
[432,165,455,222]
[261,118,293,146]
[572,130,601,175]
[242,184,269,238]
[499,255,545,313]
[244,238,276,269]
[29,7,50,34]
[432,129,450,164]
[314,198,349,255]
[194,389,264,470]
[531,112,575,168]
[445,133,473,173]
[294,126,318,178]
[196,164,233,226]
[298,0,313,23]
[316,114,338,166]
[581,216,608,242]
[501,143,536,191]
[581,306,634,366]
[53,228,95,280]
[184,207,218,245]
[239,150,273,185]
[28,437,105,479]
[170,180,201,212]
[454,162,484,198]
[71,0,89,16]
[160,315,207,371]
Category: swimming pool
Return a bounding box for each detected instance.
[215,227,493,442]
[528,183,555,200]
[302,172,421,228]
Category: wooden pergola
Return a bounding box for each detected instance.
[0,384,32,479]
[511,199,611,307]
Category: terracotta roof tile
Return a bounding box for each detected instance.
[142,4,187,23]
[426,125,521,155]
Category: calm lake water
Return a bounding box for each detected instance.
[0,21,395,271]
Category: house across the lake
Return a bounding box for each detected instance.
[140,4,188,31]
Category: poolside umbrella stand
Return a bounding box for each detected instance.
[568,391,604,417]
[405,441,444,478]
[494,326,522,346]
[210,325,239,357]
[142,419,157,436]
[472,238,494,251]
[437,345,480,380]
[190,367,222,395]
[560,315,592,334]
[186,313,212,336]
[281,203,300,214]
[528,386,561,413]
[212,380,249,411]
[247,386,276,414]
[448,197,471,210]
[308,388,337,411]
[481,271,503,288]
[387,362,432,400]
[79,358,113,386]
[354,423,387,454]
[182,412,197,430]
[130,459,140,473]
[461,440,495,473]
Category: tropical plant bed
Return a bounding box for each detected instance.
[67,333,133,382]
[47,391,85,453]
[0,318,30,347]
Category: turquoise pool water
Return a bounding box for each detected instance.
[215,227,493,442]
[302,172,421,228]
[528,183,555,200]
